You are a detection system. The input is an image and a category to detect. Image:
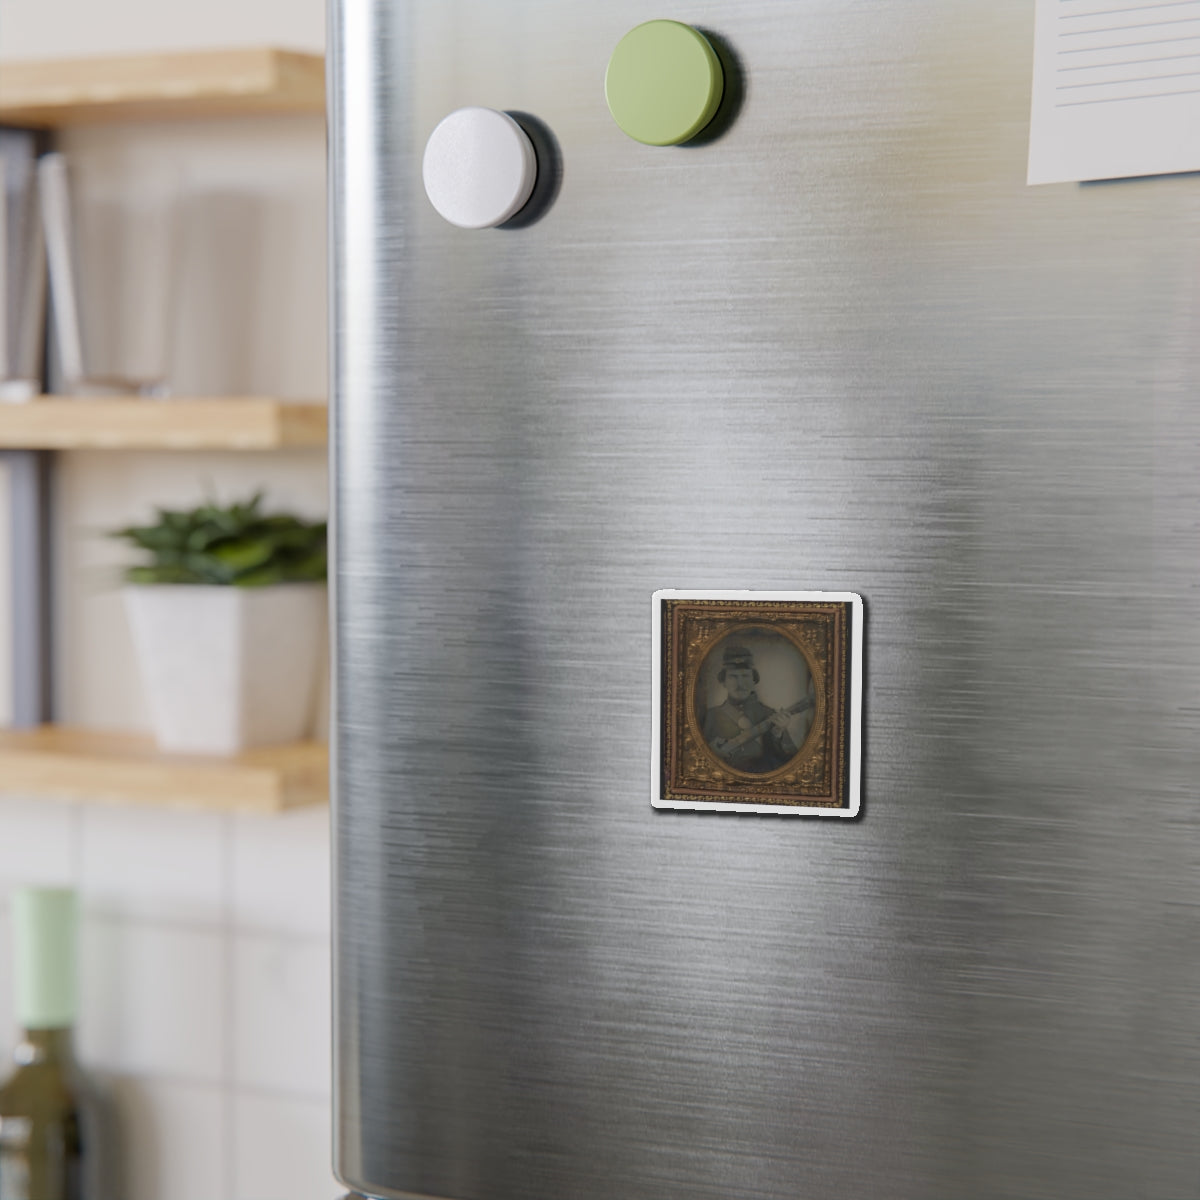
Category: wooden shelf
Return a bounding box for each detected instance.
[0,397,327,450]
[0,726,327,813]
[0,48,325,127]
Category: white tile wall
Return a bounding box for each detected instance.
[0,796,78,885]
[0,798,334,1196]
[0,909,12,1062]
[233,935,331,1097]
[232,806,331,937]
[232,1093,339,1200]
[80,917,226,1081]
[80,805,225,924]
[108,1077,227,1200]
[0,797,81,1063]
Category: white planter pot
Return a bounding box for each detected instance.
[124,583,326,756]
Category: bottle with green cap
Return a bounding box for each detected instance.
[0,887,95,1200]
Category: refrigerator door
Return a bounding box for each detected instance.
[329,2,1200,1198]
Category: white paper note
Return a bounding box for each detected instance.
[1028,0,1200,184]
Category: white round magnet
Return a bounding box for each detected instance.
[422,107,538,230]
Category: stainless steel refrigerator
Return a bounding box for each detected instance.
[328,2,1200,1197]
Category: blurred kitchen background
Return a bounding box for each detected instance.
[0,0,333,1197]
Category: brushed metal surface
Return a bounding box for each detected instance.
[330,2,1200,1197]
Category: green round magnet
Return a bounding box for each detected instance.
[605,20,724,147]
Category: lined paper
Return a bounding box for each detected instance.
[1028,0,1200,183]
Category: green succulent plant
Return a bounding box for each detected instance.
[112,493,327,587]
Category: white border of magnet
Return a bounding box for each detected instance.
[650,590,863,817]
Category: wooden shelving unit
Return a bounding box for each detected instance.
[0,726,327,813]
[0,397,327,450]
[0,50,331,813]
[0,48,325,127]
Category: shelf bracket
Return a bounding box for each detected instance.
[2,448,53,727]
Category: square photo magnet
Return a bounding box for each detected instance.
[652,590,863,816]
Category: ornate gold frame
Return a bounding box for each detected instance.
[660,598,851,808]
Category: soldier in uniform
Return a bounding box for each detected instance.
[701,644,801,774]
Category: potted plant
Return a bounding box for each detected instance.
[113,494,327,755]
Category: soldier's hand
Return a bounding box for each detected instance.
[769,712,789,734]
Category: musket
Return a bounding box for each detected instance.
[711,696,815,757]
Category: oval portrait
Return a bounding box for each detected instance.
[694,628,816,775]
